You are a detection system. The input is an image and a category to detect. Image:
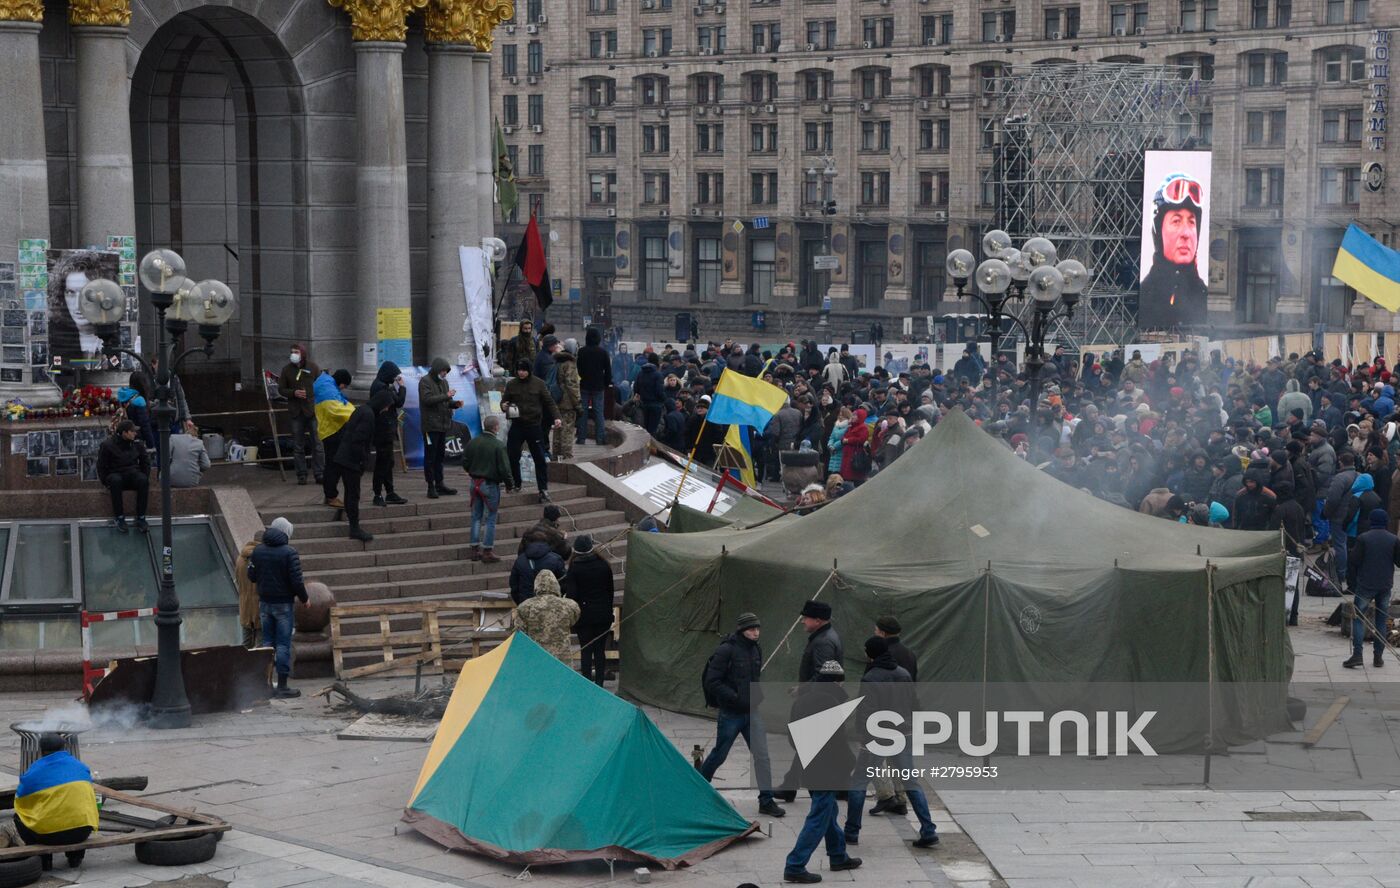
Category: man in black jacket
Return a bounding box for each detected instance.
[1344,508,1400,669]
[867,616,916,815]
[562,535,615,686]
[368,361,408,507]
[96,420,151,534]
[698,613,785,818]
[248,517,307,697]
[502,360,561,502]
[797,600,842,682]
[843,636,939,849]
[576,327,612,446]
[333,388,398,542]
[783,660,861,884]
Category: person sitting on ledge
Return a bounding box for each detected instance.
[96,418,151,534]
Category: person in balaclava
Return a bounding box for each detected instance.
[1139,172,1208,328]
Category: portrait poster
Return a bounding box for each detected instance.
[46,248,121,372]
[1138,150,1211,329]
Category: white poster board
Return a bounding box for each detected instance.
[619,461,743,522]
[459,246,496,375]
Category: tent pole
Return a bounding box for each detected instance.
[673,416,710,506]
[982,564,992,768]
[706,471,729,513]
[1203,561,1215,786]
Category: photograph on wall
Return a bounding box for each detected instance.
[0,369,22,383]
[46,248,120,370]
[3,347,25,364]
[59,429,76,455]
[54,456,76,476]
[26,458,48,478]
[1138,150,1211,329]
[81,456,98,482]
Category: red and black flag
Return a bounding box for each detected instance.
[513,212,552,311]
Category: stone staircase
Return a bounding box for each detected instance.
[259,484,630,667]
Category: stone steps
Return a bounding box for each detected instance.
[263,483,592,527]
[279,496,609,540]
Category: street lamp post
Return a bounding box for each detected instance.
[944,230,1088,411]
[80,250,237,729]
[810,157,837,327]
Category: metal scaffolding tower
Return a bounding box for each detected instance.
[985,62,1212,350]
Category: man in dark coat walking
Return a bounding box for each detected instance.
[502,360,560,502]
[698,612,785,819]
[248,516,307,697]
[418,357,462,498]
[562,535,615,686]
[1344,508,1400,669]
[797,599,842,683]
[782,660,862,884]
[368,360,408,507]
[333,388,397,542]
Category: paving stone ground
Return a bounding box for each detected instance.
[3,559,1397,887]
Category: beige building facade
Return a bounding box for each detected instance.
[492,0,1399,341]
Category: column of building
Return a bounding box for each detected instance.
[70,1,137,248]
[327,0,425,388]
[885,63,914,306]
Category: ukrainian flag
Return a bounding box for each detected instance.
[15,751,99,835]
[1333,224,1400,312]
[312,371,355,439]
[706,369,787,429]
[723,423,757,488]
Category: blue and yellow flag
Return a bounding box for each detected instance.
[723,423,757,488]
[15,751,99,835]
[1333,224,1400,312]
[707,369,787,430]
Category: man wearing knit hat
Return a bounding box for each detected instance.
[248,517,307,698]
[1343,508,1400,669]
[699,612,785,818]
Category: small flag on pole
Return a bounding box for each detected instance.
[1332,223,1400,312]
[513,213,552,310]
[494,118,518,221]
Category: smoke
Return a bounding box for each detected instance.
[14,700,145,734]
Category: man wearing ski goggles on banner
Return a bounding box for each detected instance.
[1139,173,1208,328]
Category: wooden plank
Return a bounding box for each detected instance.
[341,648,443,680]
[0,785,228,861]
[1302,695,1350,747]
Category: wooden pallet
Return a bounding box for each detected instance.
[330,600,515,681]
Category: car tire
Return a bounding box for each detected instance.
[0,855,44,888]
[134,832,219,866]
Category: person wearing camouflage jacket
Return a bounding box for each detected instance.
[514,570,580,663]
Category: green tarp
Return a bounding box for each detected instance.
[405,633,756,868]
[621,410,1293,749]
[667,496,786,533]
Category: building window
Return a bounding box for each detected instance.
[979,63,1006,95]
[750,123,778,153]
[587,79,616,106]
[589,172,618,204]
[921,13,954,44]
[1321,107,1363,143]
[860,120,891,153]
[1324,0,1364,23]
[1244,167,1284,206]
[1198,112,1213,146]
[697,25,727,52]
[589,30,617,58]
[860,68,892,99]
[919,171,950,207]
[1173,53,1215,80]
[748,73,777,103]
[588,125,616,155]
[527,145,544,176]
[803,170,834,204]
[1108,2,1148,32]
[1245,51,1286,86]
[1237,231,1281,324]
[1179,0,1218,31]
[979,175,997,207]
[857,241,886,309]
[980,10,1015,41]
[1322,47,1365,84]
[1245,110,1285,146]
[503,94,519,126]
[804,121,833,153]
[1044,6,1080,37]
[526,0,542,23]
[862,16,895,47]
[639,76,669,105]
[696,123,724,154]
[918,66,951,97]
[914,241,946,311]
[527,94,544,126]
[642,236,668,300]
[804,71,833,100]
[749,239,775,305]
[502,45,517,76]
[694,237,721,303]
[642,171,670,204]
[919,118,951,152]
[749,171,777,205]
[859,170,890,207]
[980,116,999,150]
[584,234,614,258]
[1320,166,1362,205]
[588,0,617,12]
[527,41,542,74]
[695,73,723,104]
[807,19,837,49]
[752,21,780,51]
[696,171,724,204]
[642,27,672,56]
[641,123,670,154]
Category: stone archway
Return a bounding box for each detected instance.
[130,4,309,381]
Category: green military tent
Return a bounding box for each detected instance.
[621,410,1293,751]
[667,496,786,533]
[405,633,756,868]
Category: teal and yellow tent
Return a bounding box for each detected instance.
[403,633,757,868]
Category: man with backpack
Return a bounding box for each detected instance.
[698,613,786,818]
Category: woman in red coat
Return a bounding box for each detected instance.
[840,407,871,483]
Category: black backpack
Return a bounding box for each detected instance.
[701,641,730,708]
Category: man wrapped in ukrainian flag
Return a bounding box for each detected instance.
[0,734,99,868]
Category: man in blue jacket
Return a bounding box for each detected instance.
[248,516,308,697]
[1344,508,1400,669]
